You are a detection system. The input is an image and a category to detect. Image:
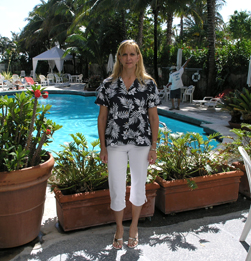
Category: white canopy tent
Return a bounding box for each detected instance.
[32,47,73,78]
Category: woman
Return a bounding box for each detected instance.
[95,40,160,249]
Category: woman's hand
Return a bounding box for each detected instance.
[148,150,157,165]
[100,148,108,164]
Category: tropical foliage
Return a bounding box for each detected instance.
[154,127,229,189]
[0,0,250,93]
[0,85,62,172]
[220,87,251,124]
[49,133,108,195]
[218,123,251,162]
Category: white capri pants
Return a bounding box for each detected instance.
[107,144,150,212]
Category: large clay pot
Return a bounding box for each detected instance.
[54,182,160,232]
[228,121,242,129]
[228,121,251,131]
[232,161,250,198]
[0,153,54,248]
[155,170,244,214]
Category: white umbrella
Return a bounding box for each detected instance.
[247,55,251,87]
[176,49,182,70]
[107,54,114,74]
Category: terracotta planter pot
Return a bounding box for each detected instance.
[228,121,251,131]
[155,170,244,215]
[232,161,250,198]
[228,121,242,129]
[0,153,54,248]
[54,182,160,232]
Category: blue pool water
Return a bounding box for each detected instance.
[38,94,218,152]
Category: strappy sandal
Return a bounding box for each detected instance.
[113,235,123,250]
[128,234,138,249]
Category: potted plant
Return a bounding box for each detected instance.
[233,88,251,124]
[220,88,251,128]
[218,123,251,197]
[0,85,62,248]
[152,128,244,214]
[49,133,159,232]
[219,90,242,127]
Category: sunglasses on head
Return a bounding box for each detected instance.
[120,39,136,44]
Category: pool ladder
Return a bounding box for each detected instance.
[159,121,167,128]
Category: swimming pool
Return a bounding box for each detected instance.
[39,94,219,153]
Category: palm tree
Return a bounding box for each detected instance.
[163,0,190,45]
[207,0,216,94]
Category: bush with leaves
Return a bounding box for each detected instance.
[233,87,251,124]
[49,133,108,195]
[218,123,251,162]
[0,85,62,172]
[154,128,230,189]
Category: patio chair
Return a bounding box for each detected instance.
[5,80,16,90]
[39,75,47,86]
[159,85,170,101]
[238,146,251,261]
[54,74,63,83]
[182,85,195,103]
[47,73,55,85]
[76,74,83,83]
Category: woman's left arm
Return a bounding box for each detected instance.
[148,107,159,164]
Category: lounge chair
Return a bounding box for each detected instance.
[193,96,214,106]
[13,80,26,90]
[0,75,8,91]
[24,77,39,87]
[12,74,20,83]
[204,97,223,109]
[5,80,16,90]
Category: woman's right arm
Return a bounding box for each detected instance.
[98,105,108,163]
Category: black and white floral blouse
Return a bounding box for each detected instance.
[95,76,160,147]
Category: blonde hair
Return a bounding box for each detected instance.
[110,40,155,85]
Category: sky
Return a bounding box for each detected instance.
[0,0,250,39]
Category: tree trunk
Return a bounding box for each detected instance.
[121,10,127,39]
[180,15,183,39]
[166,12,173,46]
[153,7,159,85]
[136,10,144,48]
[207,0,216,95]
